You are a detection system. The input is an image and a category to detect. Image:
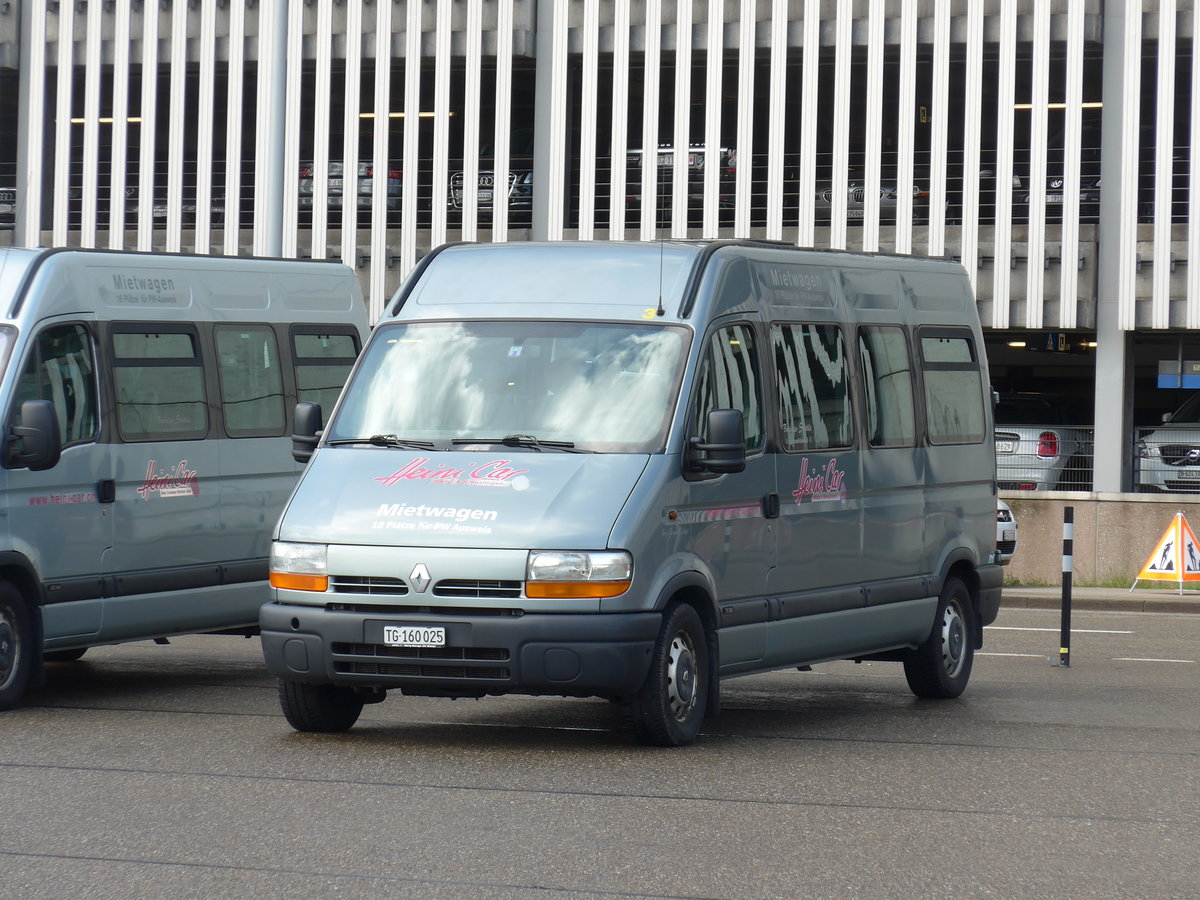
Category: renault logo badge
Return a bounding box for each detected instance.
[410,563,431,593]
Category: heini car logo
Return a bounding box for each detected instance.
[374,457,529,489]
[136,460,200,500]
[410,564,431,593]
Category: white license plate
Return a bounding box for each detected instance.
[1175,468,1200,480]
[996,440,1016,453]
[1046,193,1064,203]
[847,209,865,219]
[1002,528,1016,541]
[477,190,494,202]
[382,625,446,648]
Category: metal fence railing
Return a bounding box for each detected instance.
[995,424,1094,492]
[1134,425,1200,494]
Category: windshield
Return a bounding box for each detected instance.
[329,320,691,452]
[1168,392,1200,424]
[0,325,16,380]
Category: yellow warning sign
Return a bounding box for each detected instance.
[1132,512,1200,590]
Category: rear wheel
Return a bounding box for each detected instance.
[903,576,975,699]
[0,583,33,711]
[277,679,364,733]
[631,603,709,747]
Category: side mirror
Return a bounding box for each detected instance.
[688,408,746,474]
[292,401,323,463]
[7,399,62,472]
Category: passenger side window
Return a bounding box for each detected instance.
[858,325,916,448]
[772,322,852,452]
[216,325,285,437]
[919,329,985,445]
[292,328,360,413]
[693,323,763,452]
[13,324,98,447]
[112,326,207,441]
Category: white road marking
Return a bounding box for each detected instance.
[1113,657,1196,664]
[978,652,1047,658]
[986,626,1134,634]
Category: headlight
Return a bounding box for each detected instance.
[1137,439,1160,459]
[269,541,329,592]
[526,550,632,599]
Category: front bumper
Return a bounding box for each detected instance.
[260,602,660,699]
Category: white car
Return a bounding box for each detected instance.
[996,499,1017,565]
[1137,392,1200,492]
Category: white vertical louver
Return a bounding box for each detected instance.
[1152,0,1177,329]
[368,0,393,323]
[991,3,1017,330]
[1059,0,1085,330]
[578,0,600,241]
[670,0,692,241]
[80,0,102,249]
[639,0,662,242]
[928,0,950,260]
[1026,1,1051,328]
[52,3,75,249]
[1189,6,1200,330]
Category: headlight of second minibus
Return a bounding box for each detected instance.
[269,542,329,592]
[525,551,632,599]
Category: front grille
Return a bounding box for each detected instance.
[433,579,522,599]
[1158,444,1200,466]
[331,642,510,680]
[325,602,523,617]
[997,540,1017,554]
[330,575,408,596]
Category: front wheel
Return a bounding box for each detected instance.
[903,576,975,699]
[631,603,709,747]
[278,679,364,733]
[0,583,34,711]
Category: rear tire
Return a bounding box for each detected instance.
[903,576,975,699]
[278,679,364,733]
[631,603,709,747]
[0,582,33,711]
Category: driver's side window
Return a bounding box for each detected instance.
[14,324,99,447]
[692,323,763,452]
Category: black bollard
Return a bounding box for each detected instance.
[1059,506,1073,667]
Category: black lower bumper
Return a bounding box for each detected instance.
[260,602,661,699]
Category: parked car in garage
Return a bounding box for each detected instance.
[300,161,401,216]
[1136,392,1200,492]
[994,392,1093,490]
[996,499,1018,564]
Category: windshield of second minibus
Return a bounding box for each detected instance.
[328,320,691,453]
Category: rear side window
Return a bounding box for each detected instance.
[919,328,985,445]
[216,325,285,437]
[858,325,916,448]
[292,328,360,413]
[772,322,852,451]
[112,326,208,441]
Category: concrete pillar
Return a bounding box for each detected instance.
[1093,1,1139,492]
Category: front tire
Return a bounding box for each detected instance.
[278,679,364,733]
[0,582,34,711]
[631,603,709,747]
[904,576,975,699]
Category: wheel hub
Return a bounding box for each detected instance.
[666,633,697,721]
[941,602,965,678]
[0,618,15,687]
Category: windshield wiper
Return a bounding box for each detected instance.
[327,434,437,449]
[450,434,587,453]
